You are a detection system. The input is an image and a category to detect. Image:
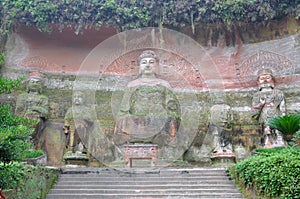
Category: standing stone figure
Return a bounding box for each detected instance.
[114,50,180,159]
[208,100,234,157]
[63,91,94,157]
[15,71,49,145]
[252,68,286,148]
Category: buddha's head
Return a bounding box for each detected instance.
[138,50,159,77]
[26,71,44,94]
[73,91,84,105]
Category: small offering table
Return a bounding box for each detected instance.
[123,144,158,168]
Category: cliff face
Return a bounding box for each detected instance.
[1,18,299,166]
[4,18,300,88]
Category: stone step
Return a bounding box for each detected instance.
[59,172,228,177]
[53,184,237,190]
[47,193,244,199]
[46,168,244,199]
[57,176,230,182]
[59,174,228,178]
[54,179,234,186]
[50,188,241,194]
[58,170,230,178]
[60,168,228,175]
[54,182,236,186]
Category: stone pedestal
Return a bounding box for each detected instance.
[63,152,89,166]
[264,132,286,148]
[212,151,236,166]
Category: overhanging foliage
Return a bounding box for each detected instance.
[0,0,299,36]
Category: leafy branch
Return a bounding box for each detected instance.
[268,114,300,135]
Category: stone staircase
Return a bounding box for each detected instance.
[46,167,244,199]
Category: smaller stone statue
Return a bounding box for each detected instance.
[208,98,234,157]
[15,71,49,120]
[63,91,94,158]
[252,68,286,148]
[15,71,49,146]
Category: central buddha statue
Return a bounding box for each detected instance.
[114,50,180,159]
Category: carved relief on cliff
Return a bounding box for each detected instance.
[106,49,204,89]
[236,50,296,88]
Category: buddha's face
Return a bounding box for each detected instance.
[73,93,84,105]
[139,57,157,76]
[27,78,42,93]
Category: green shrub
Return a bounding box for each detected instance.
[0,76,38,163]
[0,53,4,67]
[13,165,59,199]
[0,162,59,198]
[255,147,287,155]
[0,76,24,94]
[233,147,300,199]
[0,162,26,190]
[0,68,24,94]
[22,149,44,159]
[0,65,54,198]
[0,105,38,163]
[268,114,300,135]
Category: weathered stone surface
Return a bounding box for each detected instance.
[2,85,298,165]
[23,154,47,166]
[208,103,234,159]
[15,72,49,120]
[4,25,299,90]
[2,83,298,165]
[37,120,66,166]
[1,22,299,165]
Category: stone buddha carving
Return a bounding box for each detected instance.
[252,68,286,148]
[209,102,234,155]
[15,72,49,147]
[63,91,94,157]
[114,50,180,158]
[15,71,49,120]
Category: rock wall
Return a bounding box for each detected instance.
[1,21,299,166]
[1,74,299,166]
